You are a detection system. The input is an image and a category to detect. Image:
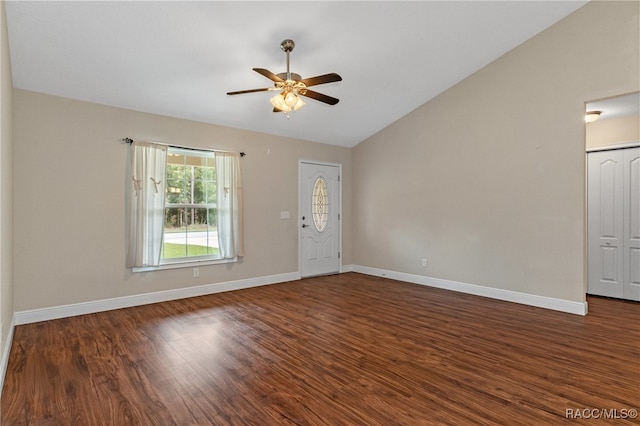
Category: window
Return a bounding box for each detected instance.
[162,148,219,262]
[127,140,244,270]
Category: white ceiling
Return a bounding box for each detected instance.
[586,92,640,121]
[6,1,588,148]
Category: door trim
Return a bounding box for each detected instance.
[586,141,639,153]
[298,160,342,277]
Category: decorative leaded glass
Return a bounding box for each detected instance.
[312,177,329,232]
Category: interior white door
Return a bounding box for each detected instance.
[299,161,341,278]
[587,147,640,301]
[623,148,640,300]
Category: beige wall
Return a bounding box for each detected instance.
[12,90,352,311]
[352,1,639,302]
[8,2,639,314]
[0,1,13,357]
[586,114,640,149]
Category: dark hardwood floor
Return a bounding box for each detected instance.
[2,272,639,425]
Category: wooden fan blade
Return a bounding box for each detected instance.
[299,89,339,105]
[253,68,284,83]
[301,73,342,87]
[273,107,282,113]
[227,88,272,95]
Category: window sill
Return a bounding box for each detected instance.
[132,257,237,273]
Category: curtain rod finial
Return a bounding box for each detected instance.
[122,138,133,144]
[240,152,246,157]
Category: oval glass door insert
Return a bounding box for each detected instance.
[312,177,329,232]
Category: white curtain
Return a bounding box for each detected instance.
[216,151,245,259]
[126,141,168,268]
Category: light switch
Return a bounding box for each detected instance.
[280,211,290,220]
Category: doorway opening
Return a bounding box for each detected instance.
[585,92,640,301]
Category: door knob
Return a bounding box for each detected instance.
[302,224,308,228]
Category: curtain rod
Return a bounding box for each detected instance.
[122,138,246,157]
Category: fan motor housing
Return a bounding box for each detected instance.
[277,72,302,82]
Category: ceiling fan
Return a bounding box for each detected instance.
[227,39,342,117]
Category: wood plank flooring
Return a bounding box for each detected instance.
[2,273,639,425]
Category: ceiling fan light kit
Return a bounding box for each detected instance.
[585,110,601,123]
[227,39,342,118]
[270,91,305,112]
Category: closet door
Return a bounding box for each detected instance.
[623,148,640,300]
[587,147,640,301]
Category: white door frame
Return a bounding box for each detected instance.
[298,160,342,277]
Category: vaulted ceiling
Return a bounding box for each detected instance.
[6,1,587,147]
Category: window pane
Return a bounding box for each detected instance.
[207,208,217,228]
[184,208,218,256]
[164,207,187,230]
[205,156,216,181]
[166,183,185,203]
[162,208,188,259]
[166,164,187,203]
[203,181,216,204]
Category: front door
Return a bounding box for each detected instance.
[299,161,341,278]
[587,147,640,301]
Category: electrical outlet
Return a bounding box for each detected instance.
[421,258,428,267]
[193,268,200,278]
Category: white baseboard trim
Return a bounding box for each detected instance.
[0,316,16,399]
[352,265,588,316]
[341,264,354,273]
[14,272,301,326]
[10,264,588,326]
